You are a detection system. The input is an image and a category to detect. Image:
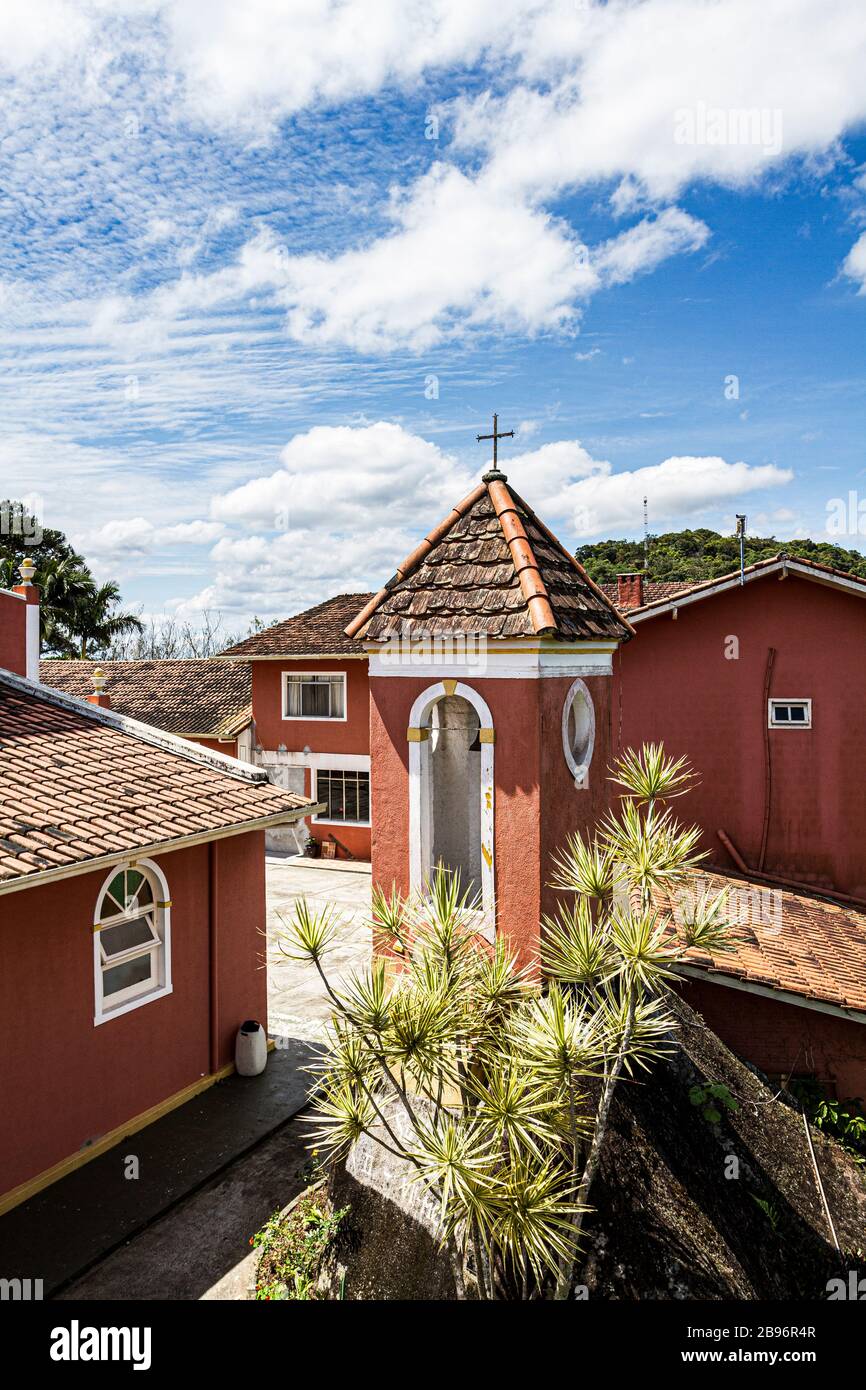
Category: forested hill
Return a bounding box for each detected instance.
[575,529,866,584]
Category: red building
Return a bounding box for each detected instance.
[222,593,373,859]
[223,524,866,1104]
[0,570,313,1213]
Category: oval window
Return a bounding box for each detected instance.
[562,679,595,789]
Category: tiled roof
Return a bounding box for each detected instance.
[220,594,373,659]
[660,869,866,1017]
[0,671,314,890]
[599,580,694,612]
[630,555,866,618]
[347,477,632,643]
[40,659,251,738]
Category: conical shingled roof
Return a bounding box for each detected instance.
[346,474,633,643]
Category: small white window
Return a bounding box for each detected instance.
[562,679,596,789]
[769,699,811,729]
[283,672,346,721]
[94,861,171,1023]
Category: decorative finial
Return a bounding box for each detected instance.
[19,556,35,585]
[92,668,107,695]
[477,412,514,482]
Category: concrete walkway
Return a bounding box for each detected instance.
[266,855,373,1042]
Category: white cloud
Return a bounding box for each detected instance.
[188,424,797,619]
[593,209,710,286]
[212,420,473,529]
[456,0,866,203]
[842,231,866,292]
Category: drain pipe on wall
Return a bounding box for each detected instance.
[758,646,776,872]
[208,840,220,1075]
[716,828,866,911]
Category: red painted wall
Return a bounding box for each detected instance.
[614,574,866,898]
[252,659,371,859]
[0,590,26,677]
[251,658,369,754]
[679,976,866,1104]
[370,670,615,966]
[0,831,268,1197]
[191,735,238,758]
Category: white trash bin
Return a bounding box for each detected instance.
[235,1019,267,1076]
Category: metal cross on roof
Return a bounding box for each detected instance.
[476,413,514,471]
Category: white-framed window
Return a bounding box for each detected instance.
[768,698,811,729]
[282,671,347,721]
[562,678,596,789]
[93,860,172,1024]
[313,769,371,825]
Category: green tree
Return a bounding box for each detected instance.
[576,528,866,584]
[70,580,144,658]
[280,744,731,1300]
[1,500,141,657]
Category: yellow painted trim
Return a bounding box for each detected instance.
[0,1041,275,1218]
[478,728,495,744]
[406,726,429,742]
[442,678,458,696]
[481,844,492,868]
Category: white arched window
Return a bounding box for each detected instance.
[562,679,596,790]
[93,860,172,1024]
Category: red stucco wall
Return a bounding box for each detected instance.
[251,658,370,754]
[0,830,268,1197]
[613,574,866,898]
[252,658,371,859]
[0,590,26,677]
[679,976,866,1104]
[370,669,616,966]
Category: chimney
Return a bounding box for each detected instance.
[87,668,112,709]
[13,556,40,682]
[616,572,644,611]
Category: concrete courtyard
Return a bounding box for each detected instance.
[266,854,373,1042]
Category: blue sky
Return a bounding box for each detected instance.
[1,0,865,629]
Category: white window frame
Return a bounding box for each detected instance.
[768,698,812,729]
[562,678,596,789]
[312,767,371,826]
[281,670,347,722]
[93,858,172,1025]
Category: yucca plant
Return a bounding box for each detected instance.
[278,744,732,1300]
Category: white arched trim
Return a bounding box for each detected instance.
[407,680,495,939]
[562,677,596,790]
[93,857,173,1025]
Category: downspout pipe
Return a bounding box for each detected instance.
[717,828,866,911]
[208,840,220,1074]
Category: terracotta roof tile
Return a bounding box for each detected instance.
[658,869,866,1016]
[40,658,251,738]
[220,593,373,659]
[0,672,314,890]
[628,554,866,618]
[349,478,632,643]
[599,580,694,612]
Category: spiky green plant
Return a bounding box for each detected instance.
[278,744,731,1300]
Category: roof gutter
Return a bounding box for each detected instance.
[0,802,325,899]
[674,962,866,1026]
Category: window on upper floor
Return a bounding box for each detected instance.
[94,862,171,1023]
[283,672,346,720]
[314,769,370,824]
[768,699,811,729]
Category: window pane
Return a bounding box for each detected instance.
[285,677,302,717]
[316,770,369,822]
[789,706,806,722]
[101,914,157,959]
[302,681,331,717]
[774,706,789,721]
[103,953,153,999]
[329,677,345,718]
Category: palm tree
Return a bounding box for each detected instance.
[37,555,98,656]
[70,580,143,658]
[281,745,732,1300]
